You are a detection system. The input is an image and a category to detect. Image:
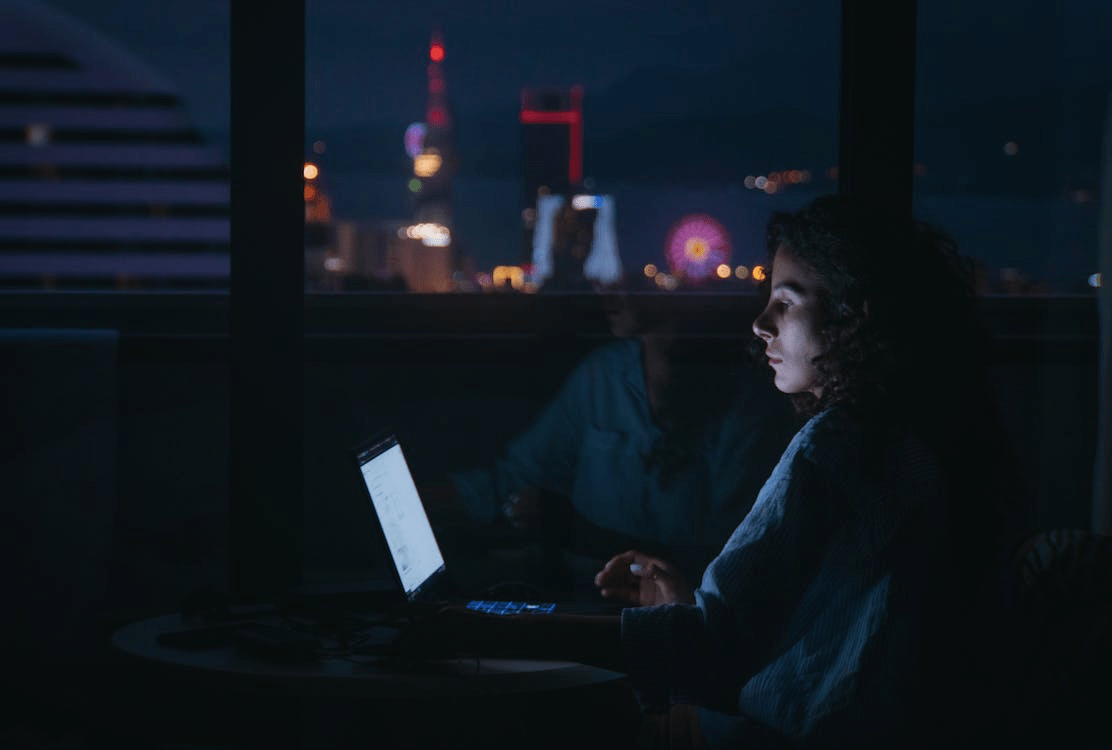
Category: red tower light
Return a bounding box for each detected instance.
[428,108,446,126]
[519,86,584,185]
[430,43,445,62]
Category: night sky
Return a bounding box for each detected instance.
[38,0,1112,136]
[40,0,837,133]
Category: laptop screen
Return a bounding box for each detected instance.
[355,437,445,599]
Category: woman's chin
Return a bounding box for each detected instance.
[774,378,809,396]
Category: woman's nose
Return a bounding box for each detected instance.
[752,309,774,341]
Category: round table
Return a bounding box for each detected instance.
[110,613,636,748]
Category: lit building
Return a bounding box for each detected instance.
[308,31,459,293]
[531,193,621,290]
[518,85,622,290]
[519,86,583,264]
[412,32,456,235]
[325,219,452,292]
[303,161,337,289]
[386,232,452,293]
[0,0,229,289]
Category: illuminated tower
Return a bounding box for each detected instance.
[520,86,583,208]
[520,86,583,266]
[411,31,456,235]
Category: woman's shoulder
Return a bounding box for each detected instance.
[791,406,863,462]
[777,407,945,548]
[754,407,860,496]
[793,406,932,482]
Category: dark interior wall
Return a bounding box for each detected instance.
[112,346,229,623]
[992,349,1099,530]
[1,329,118,668]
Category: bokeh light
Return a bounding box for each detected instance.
[26,123,51,147]
[404,123,427,159]
[303,162,319,180]
[752,265,767,282]
[664,214,732,281]
[413,149,442,178]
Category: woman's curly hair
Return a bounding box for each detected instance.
[757,196,1026,605]
[758,194,984,429]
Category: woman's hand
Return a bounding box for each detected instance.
[594,550,695,606]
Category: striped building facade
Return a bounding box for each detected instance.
[0,0,229,288]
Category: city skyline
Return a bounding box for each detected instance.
[10,0,1111,292]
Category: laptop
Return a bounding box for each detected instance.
[352,431,621,617]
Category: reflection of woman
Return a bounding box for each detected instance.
[547,200,595,291]
[418,196,1026,748]
[451,281,795,590]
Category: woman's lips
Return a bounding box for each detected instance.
[767,355,782,365]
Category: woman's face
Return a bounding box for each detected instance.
[752,245,829,396]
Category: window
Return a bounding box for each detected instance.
[914,0,1107,295]
[305,1,840,294]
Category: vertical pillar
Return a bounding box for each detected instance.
[1094,91,1112,534]
[229,0,305,600]
[838,0,917,219]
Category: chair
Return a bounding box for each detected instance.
[998,529,1112,747]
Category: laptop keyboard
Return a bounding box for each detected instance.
[465,600,557,615]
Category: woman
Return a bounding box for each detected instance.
[409,195,1025,749]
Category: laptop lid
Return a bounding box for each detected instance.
[352,432,619,618]
[352,432,447,602]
